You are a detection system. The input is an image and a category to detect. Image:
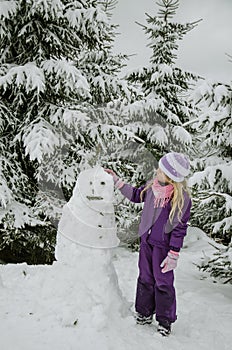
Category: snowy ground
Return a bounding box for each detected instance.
[0,227,231,350]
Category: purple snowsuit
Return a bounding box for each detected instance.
[119,182,191,324]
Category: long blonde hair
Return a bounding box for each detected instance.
[140,178,191,223]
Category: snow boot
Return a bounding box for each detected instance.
[157,320,171,336]
[136,313,153,325]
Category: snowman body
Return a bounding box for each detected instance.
[54,167,129,328]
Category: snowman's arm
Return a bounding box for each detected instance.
[118,183,146,203]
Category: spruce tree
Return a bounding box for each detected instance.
[189,77,232,283]
[109,0,201,246]
[190,79,232,244]
[125,0,200,174]
[0,0,133,263]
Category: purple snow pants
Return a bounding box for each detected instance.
[135,238,177,324]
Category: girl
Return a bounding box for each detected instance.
[105,152,191,336]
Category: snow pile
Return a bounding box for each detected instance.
[0,227,232,350]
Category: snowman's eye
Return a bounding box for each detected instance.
[100,181,105,185]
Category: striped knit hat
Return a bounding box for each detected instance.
[159,152,190,182]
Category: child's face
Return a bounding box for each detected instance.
[156,168,169,183]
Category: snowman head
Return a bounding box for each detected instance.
[92,166,114,203]
[75,166,115,206]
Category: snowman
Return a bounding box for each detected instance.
[54,166,130,329]
[56,165,119,253]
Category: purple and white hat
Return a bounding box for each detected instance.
[159,152,190,182]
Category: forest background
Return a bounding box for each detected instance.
[0,0,231,283]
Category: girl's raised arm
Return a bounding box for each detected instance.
[104,169,146,203]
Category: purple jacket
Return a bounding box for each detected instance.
[119,183,191,250]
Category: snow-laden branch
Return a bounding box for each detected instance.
[42,59,90,97]
[213,216,232,234]
[0,1,17,20]
[189,162,232,190]
[172,125,192,144]
[0,63,45,94]
[0,200,46,228]
[28,0,64,21]
[23,119,61,163]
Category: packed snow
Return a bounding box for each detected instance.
[0,227,231,350]
[0,166,231,350]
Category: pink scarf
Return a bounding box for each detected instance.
[152,178,174,208]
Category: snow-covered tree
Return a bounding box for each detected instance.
[0,0,134,263]
[198,242,232,284]
[189,79,232,244]
[188,76,232,283]
[104,0,202,246]
[124,0,200,175]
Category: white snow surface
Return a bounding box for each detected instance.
[0,226,231,350]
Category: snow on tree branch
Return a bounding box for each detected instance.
[0,1,17,20]
[42,59,90,97]
[172,126,192,144]
[0,63,45,93]
[23,119,61,163]
[27,0,64,20]
[0,172,13,208]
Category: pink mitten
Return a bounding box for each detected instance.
[104,169,124,189]
[104,169,119,183]
[160,250,179,273]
